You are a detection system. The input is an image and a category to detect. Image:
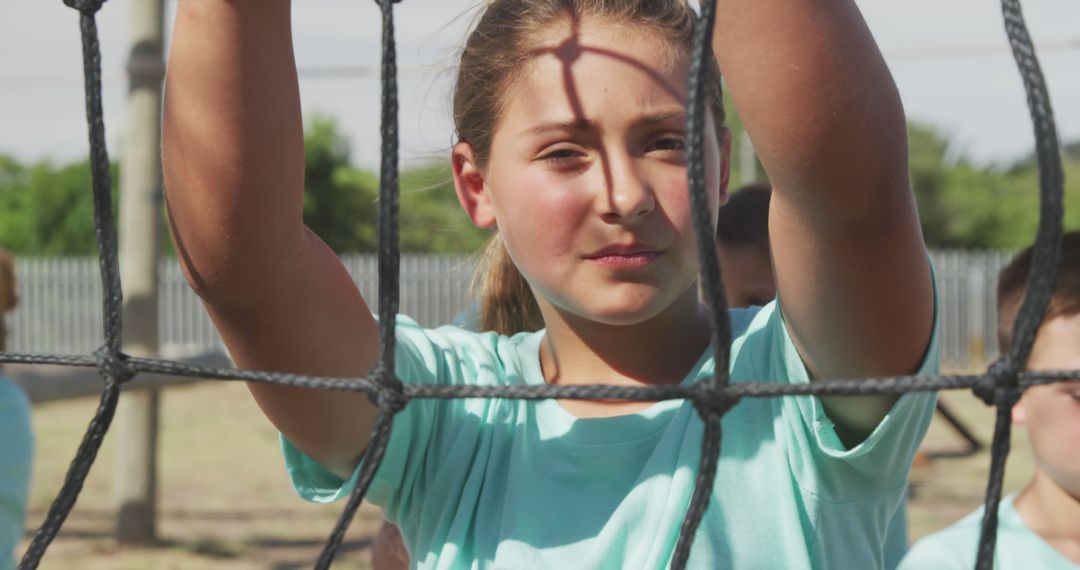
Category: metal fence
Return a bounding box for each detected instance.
[929,249,1015,370]
[6,254,477,357]
[4,250,1013,370]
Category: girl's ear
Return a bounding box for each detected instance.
[452,142,497,229]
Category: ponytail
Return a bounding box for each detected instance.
[472,234,543,336]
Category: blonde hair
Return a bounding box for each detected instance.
[472,234,544,336]
[457,0,726,334]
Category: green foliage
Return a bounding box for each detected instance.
[399,163,489,253]
[301,117,379,252]
[907,122,1080,249]
[0,155,116,255]
[2,116,1075,255]
[908,124,953,246]
[0,118,485,256]
[299,116,487,253]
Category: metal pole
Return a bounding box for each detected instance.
[114,0,165,545]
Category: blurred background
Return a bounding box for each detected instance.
[1,0,1078,568]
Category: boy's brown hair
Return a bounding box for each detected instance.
[0,249,16,353]
[716,182,771,256]
[997,230,1080,352]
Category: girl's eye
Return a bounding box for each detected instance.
[648,136,686,153]
[540,147,585,163]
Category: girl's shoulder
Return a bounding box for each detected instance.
[392,314,545,389]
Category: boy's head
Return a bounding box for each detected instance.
[997,231,1080,498]
[0,250,14,313]
[0,249,15,353]
[715,183,773,307]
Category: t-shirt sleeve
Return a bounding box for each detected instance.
[744,265,940,503]
[280,315,480,523]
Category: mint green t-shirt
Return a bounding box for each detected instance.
[900,493,1080,569]
[283,301,939,569]
[0,376,33,570]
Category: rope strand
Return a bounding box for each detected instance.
[11,0,1069,567]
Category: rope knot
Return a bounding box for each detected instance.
[973,357,1022,408]
[370,363,408,415]
[692,384,740,419]
[63,0,107,14]
[93,347,136,384]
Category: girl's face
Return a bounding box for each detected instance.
[457,18,728,326]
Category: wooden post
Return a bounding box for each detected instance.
[114,0,165,545]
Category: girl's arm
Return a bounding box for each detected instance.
[712,0,934,441]
[163,0,380,478]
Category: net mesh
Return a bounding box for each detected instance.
[7,1,1075,569]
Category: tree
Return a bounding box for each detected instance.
[0,115,488,256]
[989,156,1080,249]
[399,163,488,253]
[908,123,954,247]
[906,122,1080,250]
[302,117,380,252]
[0,155,116,255]
[300,115,488,254]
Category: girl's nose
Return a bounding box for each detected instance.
[599,160,656,224]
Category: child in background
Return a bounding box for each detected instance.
[712,182,910,569]
[0,250,33,570]
[901,231,1080,569]
[714,182,774,308]
[163,0,937,567]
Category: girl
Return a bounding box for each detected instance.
[163,0,938,567]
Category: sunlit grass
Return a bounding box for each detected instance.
[21,382,377,570]
[19,366,1035,567]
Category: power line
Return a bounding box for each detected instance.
[884,38,1080,59]
[0,64,435,89]
[1,39,1077,89]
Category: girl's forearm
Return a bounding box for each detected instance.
[712,0,909,220]
[163,0,305,300]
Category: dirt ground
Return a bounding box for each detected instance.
[18,380,1033,569]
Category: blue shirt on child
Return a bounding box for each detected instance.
[0,375,33,570]
[901,493,1080,569]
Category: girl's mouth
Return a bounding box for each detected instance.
[584,245,663,269]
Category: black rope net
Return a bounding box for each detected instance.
[7,0,1075,569]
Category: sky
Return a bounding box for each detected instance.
[1,0,1078,170]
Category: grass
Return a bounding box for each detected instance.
[21,382,379,570]
[19,376,1034,568]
